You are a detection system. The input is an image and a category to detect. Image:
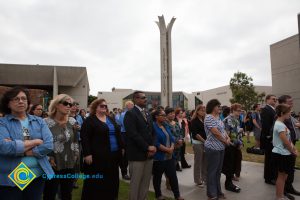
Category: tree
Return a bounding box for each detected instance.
[229,71,266,111]
[88,95,97,105]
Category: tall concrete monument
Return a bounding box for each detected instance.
[156,15,176,107]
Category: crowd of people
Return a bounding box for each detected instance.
[0,87,299,200]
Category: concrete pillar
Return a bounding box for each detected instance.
[156,15,176,108]
[298,13,300,48]
[53,66,58,98]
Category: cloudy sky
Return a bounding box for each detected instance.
[0,0,299,95]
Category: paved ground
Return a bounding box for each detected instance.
[148,154,300,200]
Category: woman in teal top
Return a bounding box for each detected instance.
[272,104,299,200]
[0,87,54,200]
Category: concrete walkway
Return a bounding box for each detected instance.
[148,154,300,200]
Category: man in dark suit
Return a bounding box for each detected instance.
[260,94,277,185]
[278,95,300,199]
[124,91,157,200]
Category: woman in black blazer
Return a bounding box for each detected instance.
[80,99,123,200]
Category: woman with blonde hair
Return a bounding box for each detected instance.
[43,94,79,200]
[191,104,207,188]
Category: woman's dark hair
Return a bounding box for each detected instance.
[222,106,230,118]
[276,104,291,117]
[206,99,221,114]
[0,87,31,114]
[157,105,164,111]
[79,109,86,115]
[165,107,174,115]
[152,109,163,121]
[42,111,48,118]
[29,104,42,115]
[253,103,260,110]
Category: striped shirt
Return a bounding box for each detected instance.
[204,114,226,151]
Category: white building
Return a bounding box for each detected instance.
[193,85,272,107]
[97,85,272,111]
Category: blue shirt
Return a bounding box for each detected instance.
[251,112,261,127]
[75,114,84,140]
[272,121,291,155]
[204,114,226,151]
[119,110,128,133]
[115,113,121,125]
[153,122,175,161]
[106,118,119,152]
[0,114,54,187]
[20,117,44,177]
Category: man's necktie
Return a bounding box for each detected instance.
[141,110,147,121]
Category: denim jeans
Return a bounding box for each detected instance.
[0,177,45,200]
[205,147,225,198]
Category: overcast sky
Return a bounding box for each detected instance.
[0,0,299,95]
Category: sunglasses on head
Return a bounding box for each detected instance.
[99,104,108,109]
[61,101,73,107]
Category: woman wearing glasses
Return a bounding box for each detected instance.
[29,104,44,117]
[43,94,79,200]
[204,99,230,200]
[80,99,123,200]
[0,87,53,200]
[152,109,184,200]
[222,103,243,193]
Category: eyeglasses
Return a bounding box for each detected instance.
[11,96,27,103]
[61,101,73,107]
[99,104,108,109]
[137,96,147,100]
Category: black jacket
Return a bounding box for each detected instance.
[124,106,155,161]
[260,105,276,149]
[190,117,206,141]
[80,115,123,173]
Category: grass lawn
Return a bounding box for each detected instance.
[186,135,300,168]
[72,179,173,200]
